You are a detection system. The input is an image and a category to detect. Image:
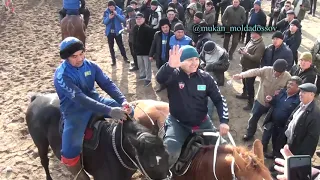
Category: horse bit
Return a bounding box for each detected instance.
[112,120,172,180]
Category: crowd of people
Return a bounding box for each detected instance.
[57,0,320,178]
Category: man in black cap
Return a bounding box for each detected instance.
[275,83,320,160]
[276,9,296,33]
[233,59,291,141]
[166,8,182,30]
[283,19,302,64]
[261,31,293,70]
[236,28,265,110]
[169,23,194,49]
[148,0,163,30]
[125,6,139,71]
[149,18,174,92]
[133,12,155,87]
[103,0,129,66]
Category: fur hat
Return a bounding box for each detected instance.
[59,37,84,59]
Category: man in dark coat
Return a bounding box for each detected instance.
[261,31,293,70]
[275,83,320,159]
[290,52,318,84]
[149,19,174,92]
[276,10,296,32]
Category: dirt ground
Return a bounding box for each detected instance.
[0,0,320,179]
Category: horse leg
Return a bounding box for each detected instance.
[34,136,53,180]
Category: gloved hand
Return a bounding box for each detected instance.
[108,107,127,120]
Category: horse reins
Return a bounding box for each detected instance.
[112,120,172,180]
[212,132,237,180]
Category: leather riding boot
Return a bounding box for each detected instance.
[66,159,90,180]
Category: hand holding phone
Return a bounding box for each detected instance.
[287,155,312,180]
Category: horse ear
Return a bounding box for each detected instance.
[233,149,247,171]
[251,139,264,165]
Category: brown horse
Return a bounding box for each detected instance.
[60,15,86,47]
[131,100,273,180]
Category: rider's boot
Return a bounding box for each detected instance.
[62,155,90,180]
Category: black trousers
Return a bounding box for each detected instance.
[242,76,256,102]
[239,11,249,42]
[309,0,317,15]
[107,33,127,63]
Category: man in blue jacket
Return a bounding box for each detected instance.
[103,1,129,66]
[156,45,230,168]
[54,37,134,179]
[59,0,91,27]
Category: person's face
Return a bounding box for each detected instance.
[174,30,185,39]
[167,12,175,21]
[68,50,85,67]
[253,4,260,10]
[108,5,115,11]
[289,24,298,32]
[181,57,200,74]
[273,70,283,78]
[205,4,212,11]
[151,5,157,10]
[161,24,170,33]
[136,17,145,25]
[250,32,259,39]
[299,90,314,104]
[131,4,137,9]
[287,14,294,21]
[233,0,240,7]
[189,9,195,15]
[299,59,312,70]
[272,37,283,47]
[193,16,201,23]
[284,3,291,10]
[172,0,177,3]
[286,80,299,95]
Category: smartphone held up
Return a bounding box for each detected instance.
[287,155,312,180]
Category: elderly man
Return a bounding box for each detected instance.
[169,23,194,49]
[233,59,291,141]
[54,37,133,179]
[290,52,318,84]
[166,8,182,30]
[262,76,301,157]
[156,45,230,168]
[261,31,293,70]
[236,28,265,110]
[276,10,296,33]
[221,0,246,60]
[276,83,320,158]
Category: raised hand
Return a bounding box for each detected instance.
[168,45,182,68]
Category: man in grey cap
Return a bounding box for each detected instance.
[276,10,296,33]
[233,59,291,141]
[275,83,320,159]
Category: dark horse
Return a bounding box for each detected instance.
[60,15,86,47]
[26,93,171,180]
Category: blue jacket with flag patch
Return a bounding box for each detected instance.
[53,59,126,121]
[156,63,229,126]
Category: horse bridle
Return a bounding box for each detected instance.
[111,118,172,180]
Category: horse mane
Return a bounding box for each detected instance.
[195,144,267,173]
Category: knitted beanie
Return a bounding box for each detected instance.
[180,45,200,62]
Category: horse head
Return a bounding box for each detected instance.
[232,139,273,180]
[121,116,171,180]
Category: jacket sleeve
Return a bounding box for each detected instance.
[240,67,264,78]
[261,11,267,27]
[156,62,179,85]
[149,32,158,57]
[240,8,246,25]
[54,73,113,114]
[115,9,126,23]
[290,34,302,53]
[303,74,317,84]
[285,48,294,70]
[103,10,112,25]
[153,11,162,29]
[221,7,228,25]
[206,75,229,124]
[207,13,215,26]
[295,113,320,156]
[93,63,126,105]
[242,43,265,63]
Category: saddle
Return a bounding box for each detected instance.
[59,115,106,150]
[173,134,205,176]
